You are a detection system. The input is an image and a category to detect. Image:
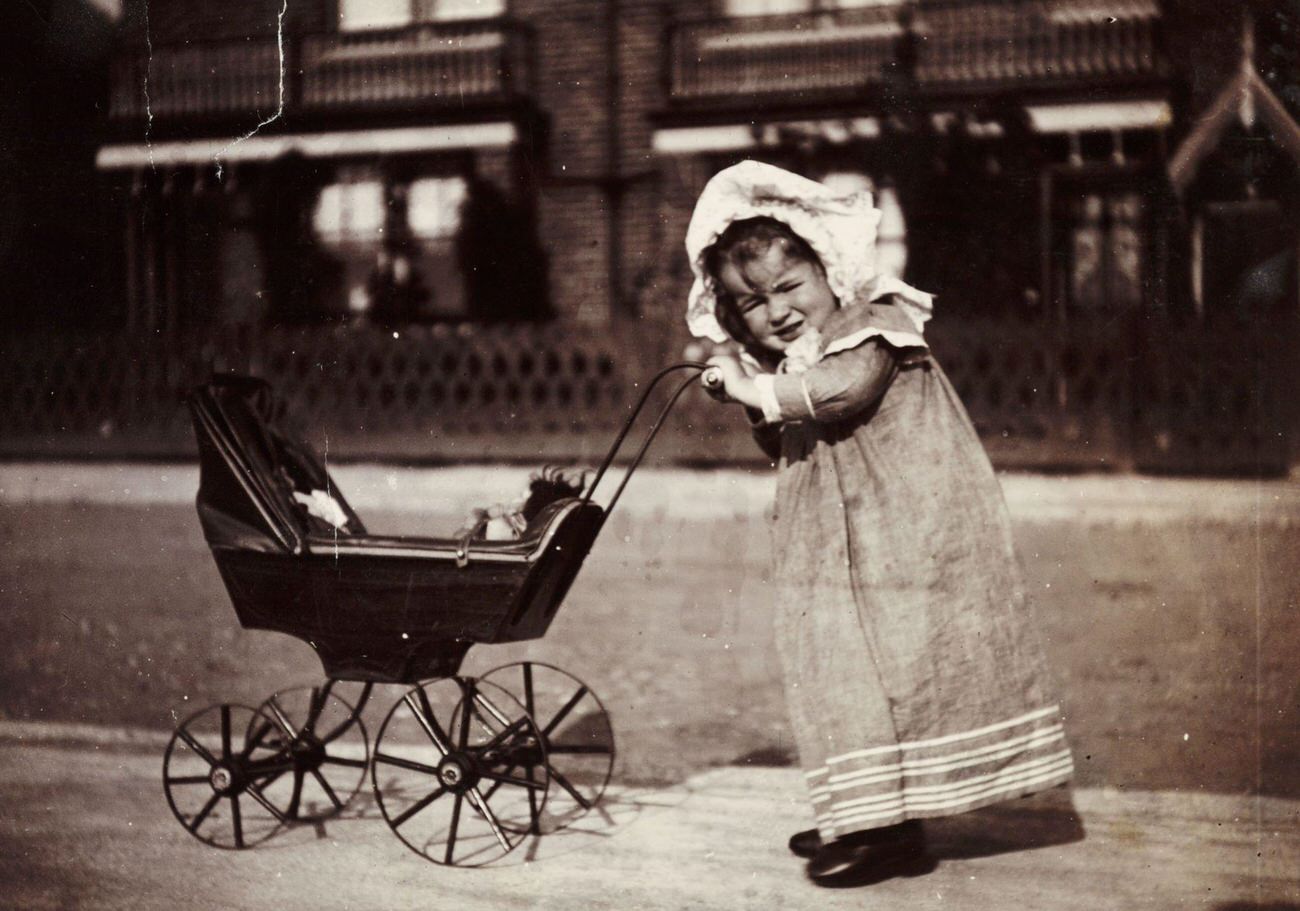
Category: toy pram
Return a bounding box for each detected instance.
[163,364,717,867]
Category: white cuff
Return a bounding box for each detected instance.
[798,378,817,419]
[754,374,783,424]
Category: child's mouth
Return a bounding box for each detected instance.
[774,323,804,342]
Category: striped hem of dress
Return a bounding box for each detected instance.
[804,705,1073,837]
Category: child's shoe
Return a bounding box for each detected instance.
[787,828,821,858]
[806,820,935,888]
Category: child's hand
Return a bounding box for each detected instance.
[702,355,754,405]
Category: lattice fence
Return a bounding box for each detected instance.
[0,316,1294,474]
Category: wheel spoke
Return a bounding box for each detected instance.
[523,662,536,721]
[250,766,290,791]
[541,687,588,739]
[166,774,211,786]
[480,716,529,754]
[322,755,368,769]
[546,743,612,755]
[230,795,244,848]
[311,768,344,809]
[466,788,511,852]
[177,728,219,767]
[373,751,440,776]
[242,720,274,759]
[391,785,448,829]
[526,764,540,835]
[478,769,547,792]
[245,781,288,823]
[445,793,464,864]
[303,681,333,736]
[287,769,304,818]
[188,792,221,834]
[220,705,232,760]
[321,682,371,743]
[457,680,475,751]
[264,696,299,742]
[406,691,450,756]
[546,765,592,810]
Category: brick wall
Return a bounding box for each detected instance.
[123,0,330,44]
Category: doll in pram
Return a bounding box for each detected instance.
[162,365,714,868]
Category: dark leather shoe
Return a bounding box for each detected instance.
[806,821,935,888]
[788,828,822,858]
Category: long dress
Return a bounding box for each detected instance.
[760,296,1073,841]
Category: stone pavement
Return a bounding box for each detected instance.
[0,734,1296,911]
[2,461,1298,527]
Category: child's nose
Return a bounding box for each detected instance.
[768,296,793,325]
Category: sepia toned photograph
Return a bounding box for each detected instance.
[1,0,1297,907]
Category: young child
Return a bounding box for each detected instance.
[688,161,1073,887]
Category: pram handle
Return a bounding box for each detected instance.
[581,362,714,519]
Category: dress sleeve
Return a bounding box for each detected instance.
[765,340,900,423]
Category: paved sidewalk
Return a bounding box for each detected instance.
[1,461,1297,526]
[0,735,1296,911]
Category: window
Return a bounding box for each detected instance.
[1055,190,1146,313]
[310,167,469,321]
[821,170,907,279]
[337,0,505,31]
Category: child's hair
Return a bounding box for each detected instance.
[703,216,823,362]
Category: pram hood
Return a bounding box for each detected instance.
[189,375,365,555]
[189,375,596,565]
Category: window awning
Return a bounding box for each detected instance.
[1024,100,1172,134]
[95,122,518,170]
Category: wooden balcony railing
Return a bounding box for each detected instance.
[110,41,283,120]
[668,0,1163,102]
[301,22,531,108]
[669,6,902,101]
[915,0,1162,85]
[109,20,534,122]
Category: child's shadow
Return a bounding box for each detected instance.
[732,746,1085,861]
[923,786,1086,860]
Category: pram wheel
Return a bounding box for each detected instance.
[371,677,550,867]
[162,703,294,850]
[249,680,373,822]
[479,661,615,833]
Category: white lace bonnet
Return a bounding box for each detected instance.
[684,160,933,343]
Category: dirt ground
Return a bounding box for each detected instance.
[1,499,1297,797]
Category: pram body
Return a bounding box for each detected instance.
[194,376,604,682]
[165,366,710,867]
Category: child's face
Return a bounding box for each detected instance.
[716,241,837,355]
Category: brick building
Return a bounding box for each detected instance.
[4,0,1299,471]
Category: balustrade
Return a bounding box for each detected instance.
[109,21,532,122]
[109,41,283,120]
[668,0,1163,101]
[301,22,529,109]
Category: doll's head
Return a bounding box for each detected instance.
[704,217,838,362]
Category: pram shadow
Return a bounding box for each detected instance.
[260,772,696,867]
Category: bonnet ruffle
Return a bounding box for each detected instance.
[684,160,933,344]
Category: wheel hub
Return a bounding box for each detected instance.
[436,754,478,792]
[290,734,326,770]
[209,765,235,793]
